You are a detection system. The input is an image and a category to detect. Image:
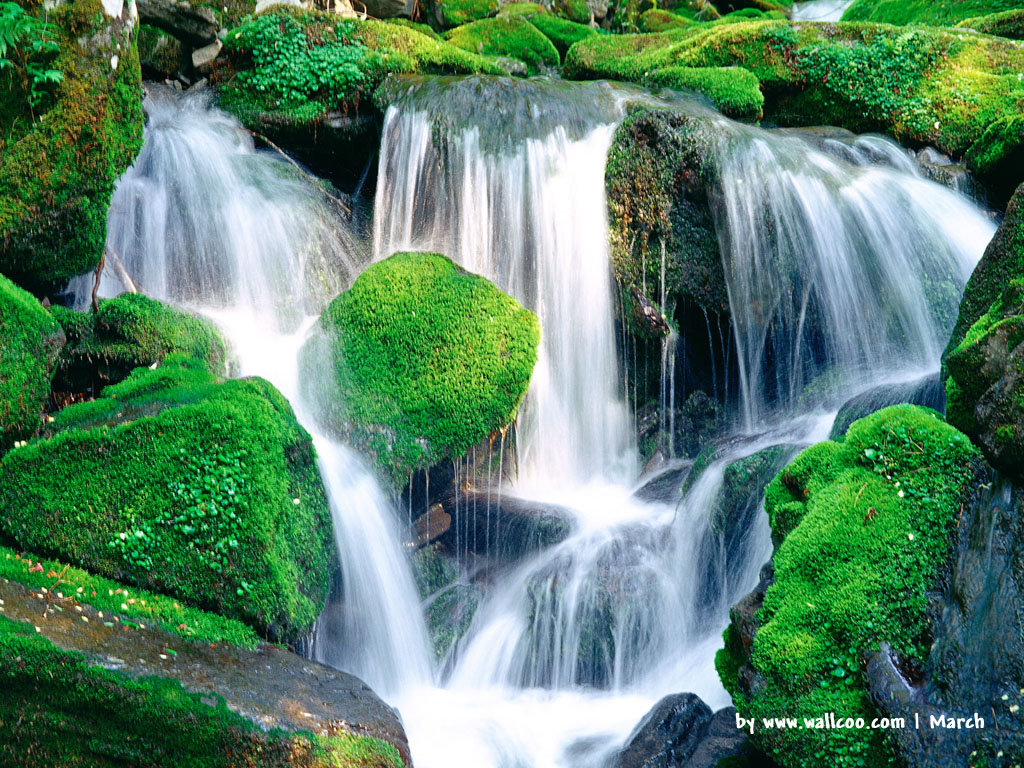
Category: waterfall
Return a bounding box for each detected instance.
[373,76,638,489]
[711,127,994,427]
[94,87,434,696]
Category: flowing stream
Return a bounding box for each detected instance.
[88,77,995,768]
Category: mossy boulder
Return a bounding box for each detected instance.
[638,8,692,31]
[527,14,597,56]
[51,293,228,398]
[958,8,1024,38]
[644,65,764,119]
[0,358,334,644]
[565,20,1024,197]
[445,16,561,72]
[0,0,145,295]
[717,405,982,768]
[300,252,539,488]
[498,1,549,16]
[945,279,1024,480]
[842,0,1024,26]
[138,23,186,79]
[0,274,65,453]
[431,0,500,27]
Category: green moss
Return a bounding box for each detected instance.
[445,16,561,72]
[50,294,227,395]
[498,1,549,16]
[638,9,692,32]
[138,23,184,79]
[527,14,597,55]
[0,614,402,768]
[958,8,1024,37]
[0,546,259,648]
[0,273,64,452]
[842,0,1024,26]
[433,0,500,27]
[0,358,334,644]
[216,10,502,133]
[301,252,539,487]
[644,65,764,119]
[0,2,144,295]
[387,17,443,39]
[564,20,1024,167]
[718,405,981,768]
[552,0,591,23]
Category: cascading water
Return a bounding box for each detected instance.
[84,75,996,768]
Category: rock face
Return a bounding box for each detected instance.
[136,0,221,46]
[0,0,145,295]
[0,275,65,453]
[0,575,410,767]
[717,406,984,768]
[300,251,539,489]
[0,357,335,644]
[829,373,945,441]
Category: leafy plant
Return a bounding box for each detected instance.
[0,1,63,118]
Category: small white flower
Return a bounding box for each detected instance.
[908,533,914,541]
[293,498,301,505]
[898,490,905,498]
[121,603,129,611]
[934,121,940,130]
[110,54,119,70]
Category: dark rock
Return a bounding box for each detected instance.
[139,24,186,80]
[684,707,762,768]
[613,693,713,768]
[632,286,672,338]
[829,373,945,440]
[137,0,220,46]
[363,0,416,17]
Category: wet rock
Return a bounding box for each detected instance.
[613,693,713,768]
[829,373,945,440]
[137,0,220,46]
[191,38,223,71]
[684,707,765,768]
[139,24,186,79]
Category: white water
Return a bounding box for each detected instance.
[85,78,996,768]
[791,0,854,21]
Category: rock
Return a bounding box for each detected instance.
[0,1,144,295]
[430,0,498,28]
[829,373,945,440]
[631,286,672,338]
[191,38,223,70]
[139,23,186,79]
[362,0,416,18]
[412,544,481,661]
[300,252,539,489]
[684,707,763,768]
[444,17,561,75]
[613,693,713,768]
[0,357,335,644]
[0,275,65,453]
[0,575,411,766]
[136,0,220,46]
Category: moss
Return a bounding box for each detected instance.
[638,9,692,31]
[50,293,228,396]
[386,17,443,39]
[444,16,561,72]
[0,358,334,644]
[527,14,597,55]
[215,10,502,135]
[964,114,1024,202]
[0,546,259,648]
[0,273,64,452]
[0,1,144,295]
[842,0,1024,26]
[138,23,184,79]
[498,1,549,15]
[958,8,1024,38]
[718,405,982,768]
[301,252,539,488]
[644,65,764,119]
[552,0,592,23]
[432,0,500,27]
[0,615,402,768]
[564,20,1024,170]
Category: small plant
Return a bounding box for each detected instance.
[0,2,63,119]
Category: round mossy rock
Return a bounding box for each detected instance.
[444,16,561,73]
[0,357,334,644]
[643,66,764,121]
[301,251,539,488]
[0,274,65,452]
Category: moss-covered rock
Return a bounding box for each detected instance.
[717,405,982,768]
[527,14,598,55]
[958,7,1024,37]
[0,274,65,453]
[638,8,692,31]
[431,0,500,28]
[138,23,186,79]
[0,611,406,768]
[51,293,228,398]
[499,0,548,16]
[842,0,1024,26]
[0,0,145,295]
[387,17,443,39]
[301,252,539,488]
[644,65,763,119]
[445,16,561,72]
[552,0,592,23]
[0,357,334,644]
[565,20,1024,195]
[214,9,503,169]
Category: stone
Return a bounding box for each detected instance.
[137,0,220,46]
[191,38,223,71]
[613,693,713,768]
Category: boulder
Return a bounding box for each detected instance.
[828,373,945,440]
[300,251,539,489]
[444,17,561,74]
[136,0,220,46]
[0,275,65,452]
[138,23,187,79]
[0,357,334,644]
[0,0,144,295]
[613,693,713,768]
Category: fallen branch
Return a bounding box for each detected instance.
[106,248,139,294]
[246,129,351,214]
[91,252,106,313]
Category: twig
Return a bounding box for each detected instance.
[91,251,106,313]
[246,129,351,214]
[106,248,138,294]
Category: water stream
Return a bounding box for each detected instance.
[87,77,995,768]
